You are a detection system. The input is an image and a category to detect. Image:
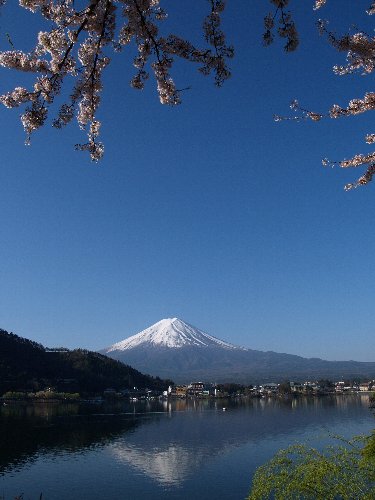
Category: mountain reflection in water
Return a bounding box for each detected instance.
[0,395,373,500]
[109,395,374,486]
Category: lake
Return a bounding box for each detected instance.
[0,394,373,500]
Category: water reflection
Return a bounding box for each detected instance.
[112,443,202,485]
[105,395,373,486]
[0,403,141,475]
[0,395,373,494]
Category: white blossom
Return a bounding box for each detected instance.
[313,0,327,10]
[269,1,375,188]
[0,0,374,187]
[0,0,233,160]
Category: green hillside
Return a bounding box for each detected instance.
[0,328,171,395]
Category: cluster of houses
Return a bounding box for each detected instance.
[100,379,375,401]
[334,380,375,393]
[161,379,375,398]
[263,380,375,395]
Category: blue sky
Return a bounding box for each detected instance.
[1,1,375,361]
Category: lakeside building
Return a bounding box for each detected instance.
[359,381,375,391]
[259,383,278,395]
[167,383,219,398]
[290,382,304,393]
[187,382,205,396]
[168,385,189,398]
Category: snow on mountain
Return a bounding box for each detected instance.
[106,317,242,352]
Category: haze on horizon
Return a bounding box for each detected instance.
[1,2,375,362]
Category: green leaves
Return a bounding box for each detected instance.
[248,432,375,500]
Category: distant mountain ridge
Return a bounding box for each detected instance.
[101,318,375,383]
[0,328,171,395]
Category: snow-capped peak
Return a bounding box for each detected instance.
[106,317,241,351]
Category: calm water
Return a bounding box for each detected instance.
[0,395,373,500]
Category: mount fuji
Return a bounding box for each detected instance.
[105,317,241,351]
[100,318,375,383]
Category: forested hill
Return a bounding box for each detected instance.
[0,329,172,395]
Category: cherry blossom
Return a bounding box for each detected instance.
[267,1,375,189]
[0,0,233,161]
[0,0,374,191]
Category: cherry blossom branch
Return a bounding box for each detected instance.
[263,0,298,51]
[0,0,234,159]
[270,2,375,189]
